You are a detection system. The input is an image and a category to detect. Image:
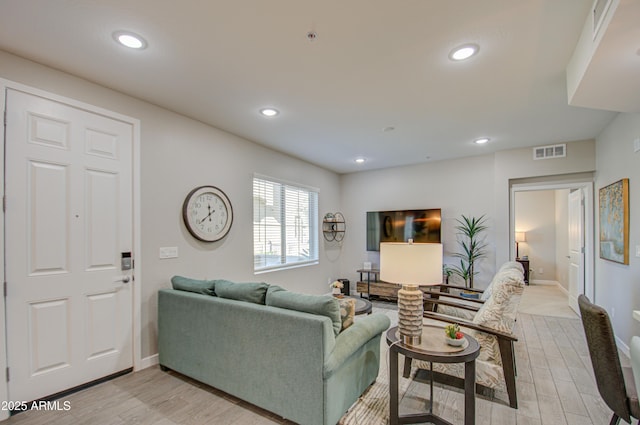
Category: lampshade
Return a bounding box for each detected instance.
[380,242,443,285]
[515,231,526,243]
[381,242,442,345]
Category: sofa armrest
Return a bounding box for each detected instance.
[429,284,485,294]
[428,291,485,304]
[423,311,517,342]
[323,314,391,378]
[427,298,482,313]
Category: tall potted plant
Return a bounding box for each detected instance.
[448,214,488,289]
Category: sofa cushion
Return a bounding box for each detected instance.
[338,298,356,332]
[266,290,342,336]
[214,280,269,305]
[171,275,216,296]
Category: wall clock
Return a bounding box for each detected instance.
[182,185,233,242]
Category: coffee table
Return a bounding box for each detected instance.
[386,325,480,425]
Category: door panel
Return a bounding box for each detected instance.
[85,169,119,270]
[28,160,70,275]
[568,189,585,314]
[29,299,71,375]
[5,88,133,402]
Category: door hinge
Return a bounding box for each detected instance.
[2,196,5,213]
[3,281,6,297]
[6,367,9,382]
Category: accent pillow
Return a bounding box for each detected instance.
[171,276,216,296]
[338,298,356,332]
[214,280,269,305]
[266,290,342,336]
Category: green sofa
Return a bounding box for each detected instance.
[158,282,390,425]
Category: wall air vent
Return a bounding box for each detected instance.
[533,144,566,160]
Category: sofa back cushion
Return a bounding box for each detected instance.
[266,290,342,336]
[171,275,216,296]
[214,280,269,305]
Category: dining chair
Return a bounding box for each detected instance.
[578,295,640,425]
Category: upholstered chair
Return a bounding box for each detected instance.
[578,295,640,425]
[406,264,525,409]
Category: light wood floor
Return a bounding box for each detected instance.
[4,285,624,424]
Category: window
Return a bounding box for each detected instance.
[253,175,319,272]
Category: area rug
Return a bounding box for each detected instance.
[339,351,412,425]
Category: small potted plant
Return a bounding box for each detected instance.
[444,323,465,346]
[329,280,344,297]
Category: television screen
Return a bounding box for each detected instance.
[366,209,441,251]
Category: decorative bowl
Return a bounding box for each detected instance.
[445,336,465,346]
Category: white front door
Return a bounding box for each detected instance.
[568,188,585,314]
[4,88,134,402]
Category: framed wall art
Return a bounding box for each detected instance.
[599,178,629,264]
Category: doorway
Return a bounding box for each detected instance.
[510,181,594,312]
[1,81,142,408]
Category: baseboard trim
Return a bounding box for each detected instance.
[617,335,631,359]
[555,283,570,296]
[140,353,159,369]
[530,279,557,286]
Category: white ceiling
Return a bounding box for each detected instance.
[0,0,622,174]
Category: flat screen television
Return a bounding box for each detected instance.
[366,209,441,251]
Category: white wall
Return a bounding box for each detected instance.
[0,50,342,359]
[514,190,557,282]
[494,140,597,265]
[339,154,497,290]
[594,112,640,349]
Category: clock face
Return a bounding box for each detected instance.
[182,186,233,242]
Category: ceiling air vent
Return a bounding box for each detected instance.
[592,0,612,39]
[533,144,566,160]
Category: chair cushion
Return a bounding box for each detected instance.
[171,275,216,296]
[214,280,269,304]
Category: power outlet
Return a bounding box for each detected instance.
[636,245,640,258]
[538,268,544,275]
[159,246,179,259]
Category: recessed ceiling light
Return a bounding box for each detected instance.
[355,157,366,164]
[449,44,479,61]
[260,108,279,117]
[474,137,490,145]
[113,31,147,49]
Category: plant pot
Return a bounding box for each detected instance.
[445,337,465,346]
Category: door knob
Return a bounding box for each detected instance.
[122,276,131,284]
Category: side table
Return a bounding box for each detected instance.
[386,325,480,425]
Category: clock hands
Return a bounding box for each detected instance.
[199,204,216,224]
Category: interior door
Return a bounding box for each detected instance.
[4,88,133,402]
[568,188,585,314]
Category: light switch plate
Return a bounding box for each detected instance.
[634,138,640,153]
[159,246,178,259]
[636,245,640,258]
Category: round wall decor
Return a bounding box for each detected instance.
[182,185,233,242]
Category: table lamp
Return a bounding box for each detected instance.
[515,231,526,259]
[381,241,443,345]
